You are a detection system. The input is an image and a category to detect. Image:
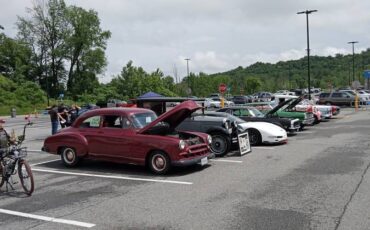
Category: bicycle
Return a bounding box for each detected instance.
[0,121,34,196]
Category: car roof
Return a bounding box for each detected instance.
[73,107,154,127]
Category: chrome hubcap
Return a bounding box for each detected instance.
[152,155,166,171]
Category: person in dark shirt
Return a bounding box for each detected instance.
[68,104,81,126]
[49,105,64,135]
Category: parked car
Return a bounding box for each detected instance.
[203,112,288,146]
[294,100,323,124]
[217,106,301,134]
[232,95,252,104]
[208,93,221,98]
[204,98,221,108]
[177,113,251,157]
[318,92,356,106]
[247,97,315,129]
[297,99,333,120]
[42,101,213,174]
[254,92,273,102]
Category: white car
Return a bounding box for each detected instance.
[205,112,288,146]
[357,90,370,104]
[204,98,221,108]
[297,99,332,119]
[238,121,288,146]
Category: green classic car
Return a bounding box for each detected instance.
[246,97,315,129]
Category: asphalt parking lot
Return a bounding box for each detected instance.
[1,108,370,230]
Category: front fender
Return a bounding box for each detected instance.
[43,132,89,157]
[205,127,230,136]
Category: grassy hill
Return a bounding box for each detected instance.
[208,49,370,93]
[0,75,47,116]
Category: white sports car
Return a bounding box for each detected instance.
[204,112,288,145]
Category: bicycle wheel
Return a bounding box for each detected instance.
[0,162,4,188]
[18,160,34,196]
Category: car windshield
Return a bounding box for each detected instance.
[131,112,157,128]
[249,108,265,117]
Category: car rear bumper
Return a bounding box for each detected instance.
[172,153,215,167]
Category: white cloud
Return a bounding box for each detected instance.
[1,0,369,83]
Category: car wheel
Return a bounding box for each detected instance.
[248,129,262,146]
[61,147,80,167]
[148,151,171,175]
[210,134,231,157]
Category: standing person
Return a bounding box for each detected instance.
[57,103,68,129]
[48,105,64,135]
[68,104,81,126]
[0,119,15,155]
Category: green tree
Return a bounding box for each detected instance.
[17,0,69,98]
[64,6,111,97]
[0,33,33,82]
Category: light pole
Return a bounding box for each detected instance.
[348,41,358,84]
[185,58,190,96]
[297,10,317,100]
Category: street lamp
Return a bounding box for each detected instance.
[297,9,317,100]
[185,58,191,96]
[348,41,358,84]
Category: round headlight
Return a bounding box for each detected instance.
[207,135,212,144]
[179,140,186,150]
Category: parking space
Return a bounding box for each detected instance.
[0,108,370,229]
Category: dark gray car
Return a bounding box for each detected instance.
[176,115,249,157]
[318,92,355,106]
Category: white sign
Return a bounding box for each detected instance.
[238,132,251,156]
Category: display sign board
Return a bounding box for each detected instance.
[238,132,251,156]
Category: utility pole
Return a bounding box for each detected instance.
[185,58,191,96]
[297,10,317,100]
[348,41,358,83]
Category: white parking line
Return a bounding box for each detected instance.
[0,208,95,228]
[211,159,243,163]
[31,159,60,166]
[28,149,45,153]
[252,147,275,150]
[32,168,193,185]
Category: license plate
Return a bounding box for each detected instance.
[238,132,251,156]
[200,157,208,166]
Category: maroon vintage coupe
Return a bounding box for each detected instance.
[42,100,213,174]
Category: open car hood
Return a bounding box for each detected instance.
[138,100,200,134]
[285,96,304,110]
[265,98,295,115]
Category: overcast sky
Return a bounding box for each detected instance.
[1,0,369,83]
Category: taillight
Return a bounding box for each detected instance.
[306,106,313,113]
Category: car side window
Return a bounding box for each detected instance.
[121,117,132,129]
[80,116,101,128]
[240,109,250,116]
[332,93,341,97]
[102,115,122,128]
